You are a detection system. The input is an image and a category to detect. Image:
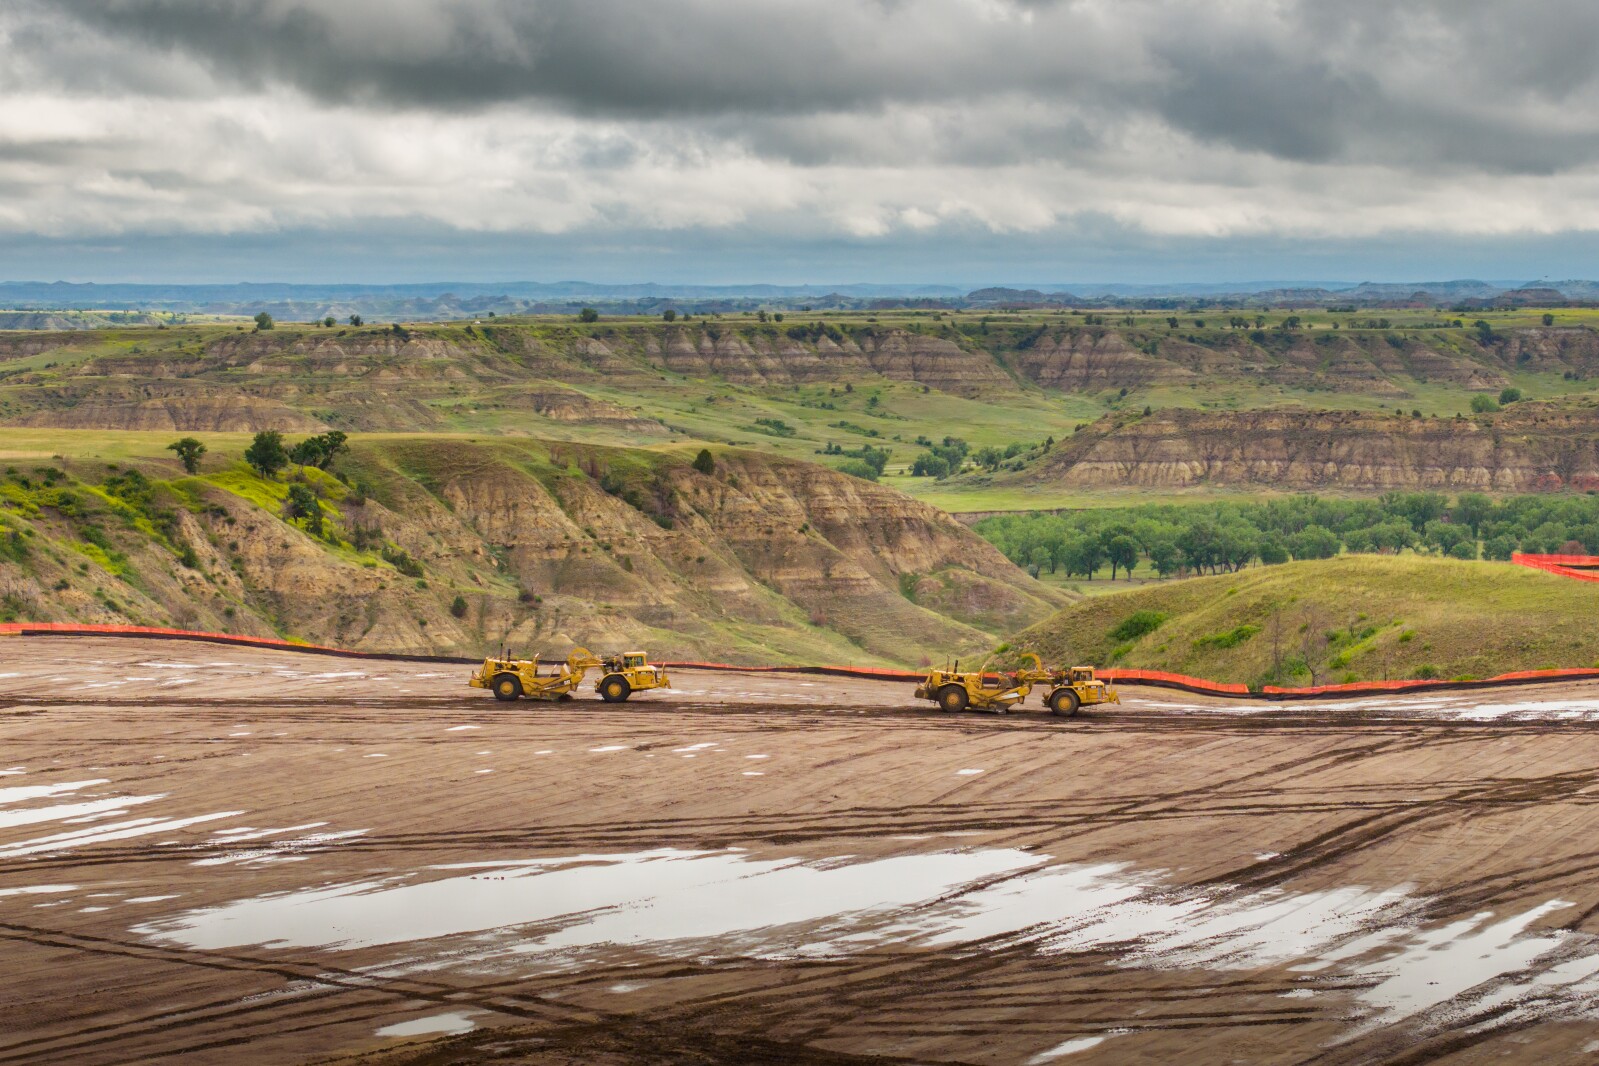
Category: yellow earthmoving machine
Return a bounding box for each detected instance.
[471,647,604,702]
[595,651,671,703]
[469,647,671,703]
[1033,660,1120,717]
[914,653,1118,717]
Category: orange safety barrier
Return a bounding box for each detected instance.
[660,660,923,682]
[1101,668,1251,697]
[4,623,1599,702]
[1513,552,1599,584]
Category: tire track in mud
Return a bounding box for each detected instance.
[13,694,1598,733]
[1204,769,1599,893]
[14,764,1594,880]
[11,664,1599,1063]
[0,920,610,1065]
[584,941,1327,1062]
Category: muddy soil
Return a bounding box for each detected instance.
[5,637,1599,1065]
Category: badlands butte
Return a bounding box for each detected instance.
[0,310,1597,664]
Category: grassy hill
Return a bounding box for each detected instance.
[0,432,1067,666]
[1014,556,1599,688]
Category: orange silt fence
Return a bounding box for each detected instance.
[2,623,1598,702]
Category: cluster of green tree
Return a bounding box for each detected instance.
[908,436,1053,478]
[910,437,969,477]
[819,442,891,481]
[1469,387,1523,413]
[749,418,797,437]
[239,430,349,479]
[976,492,1599,581]
[785,321,845,344]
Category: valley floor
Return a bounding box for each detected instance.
[5,639,1599,1064]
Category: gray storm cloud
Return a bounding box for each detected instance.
[4,0,1599,260]
[37,0,1599,169]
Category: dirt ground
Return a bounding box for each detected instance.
[7,637,1599,1065]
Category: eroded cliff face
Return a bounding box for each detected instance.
[0,439,1066,665]
[13,391,326,432]
[4,322,1593,432]
[345,440,1065,662]
[1031,404,1599,492]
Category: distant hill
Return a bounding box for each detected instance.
[3,278,1596,321]
[966,287,1081,305]
[1016,556,1599,687]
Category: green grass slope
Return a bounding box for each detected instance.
[0,432,1065,666]
[1015,556,1599,688]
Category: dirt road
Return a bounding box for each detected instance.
[6,637,1599,1065]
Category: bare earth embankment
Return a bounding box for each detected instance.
[7,638,1599,1064]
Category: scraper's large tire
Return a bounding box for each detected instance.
[1049,688,1081,717]
[600,675,632,703]
[937,685,969,713]
[492,674,523,702]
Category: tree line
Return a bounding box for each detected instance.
[975,492,1599,581]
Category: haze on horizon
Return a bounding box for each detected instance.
[2,0,1598,285]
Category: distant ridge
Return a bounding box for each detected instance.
[0,277,1590,321]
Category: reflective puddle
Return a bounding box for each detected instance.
[375,1012,479,1038]
[128,846,1599,1039]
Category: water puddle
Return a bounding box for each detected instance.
[0,780,111,806]
[136,848,1042,952]
[0,794,164,831]
[194,828,369,867]
[131,846,1599,1042]
[0,884,77,901]
[375,1012,479,1038]
[2,812,243,857]
[1444,698,1599,722]
[1028,1036,1107,1062]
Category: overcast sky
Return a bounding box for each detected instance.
[3,0,1598,285]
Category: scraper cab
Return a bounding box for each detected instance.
[595,651,671,703]
[1039,664,1119,718]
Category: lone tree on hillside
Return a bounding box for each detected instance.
[662,309,677,322]
[166,437,206,474]
[323,315,336,327]
[253,311,275,331]
[349,314,363,326]
[282,482,323,536]
[692,448,715,475]
[244,430,289,479]
[578,307,599,322]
